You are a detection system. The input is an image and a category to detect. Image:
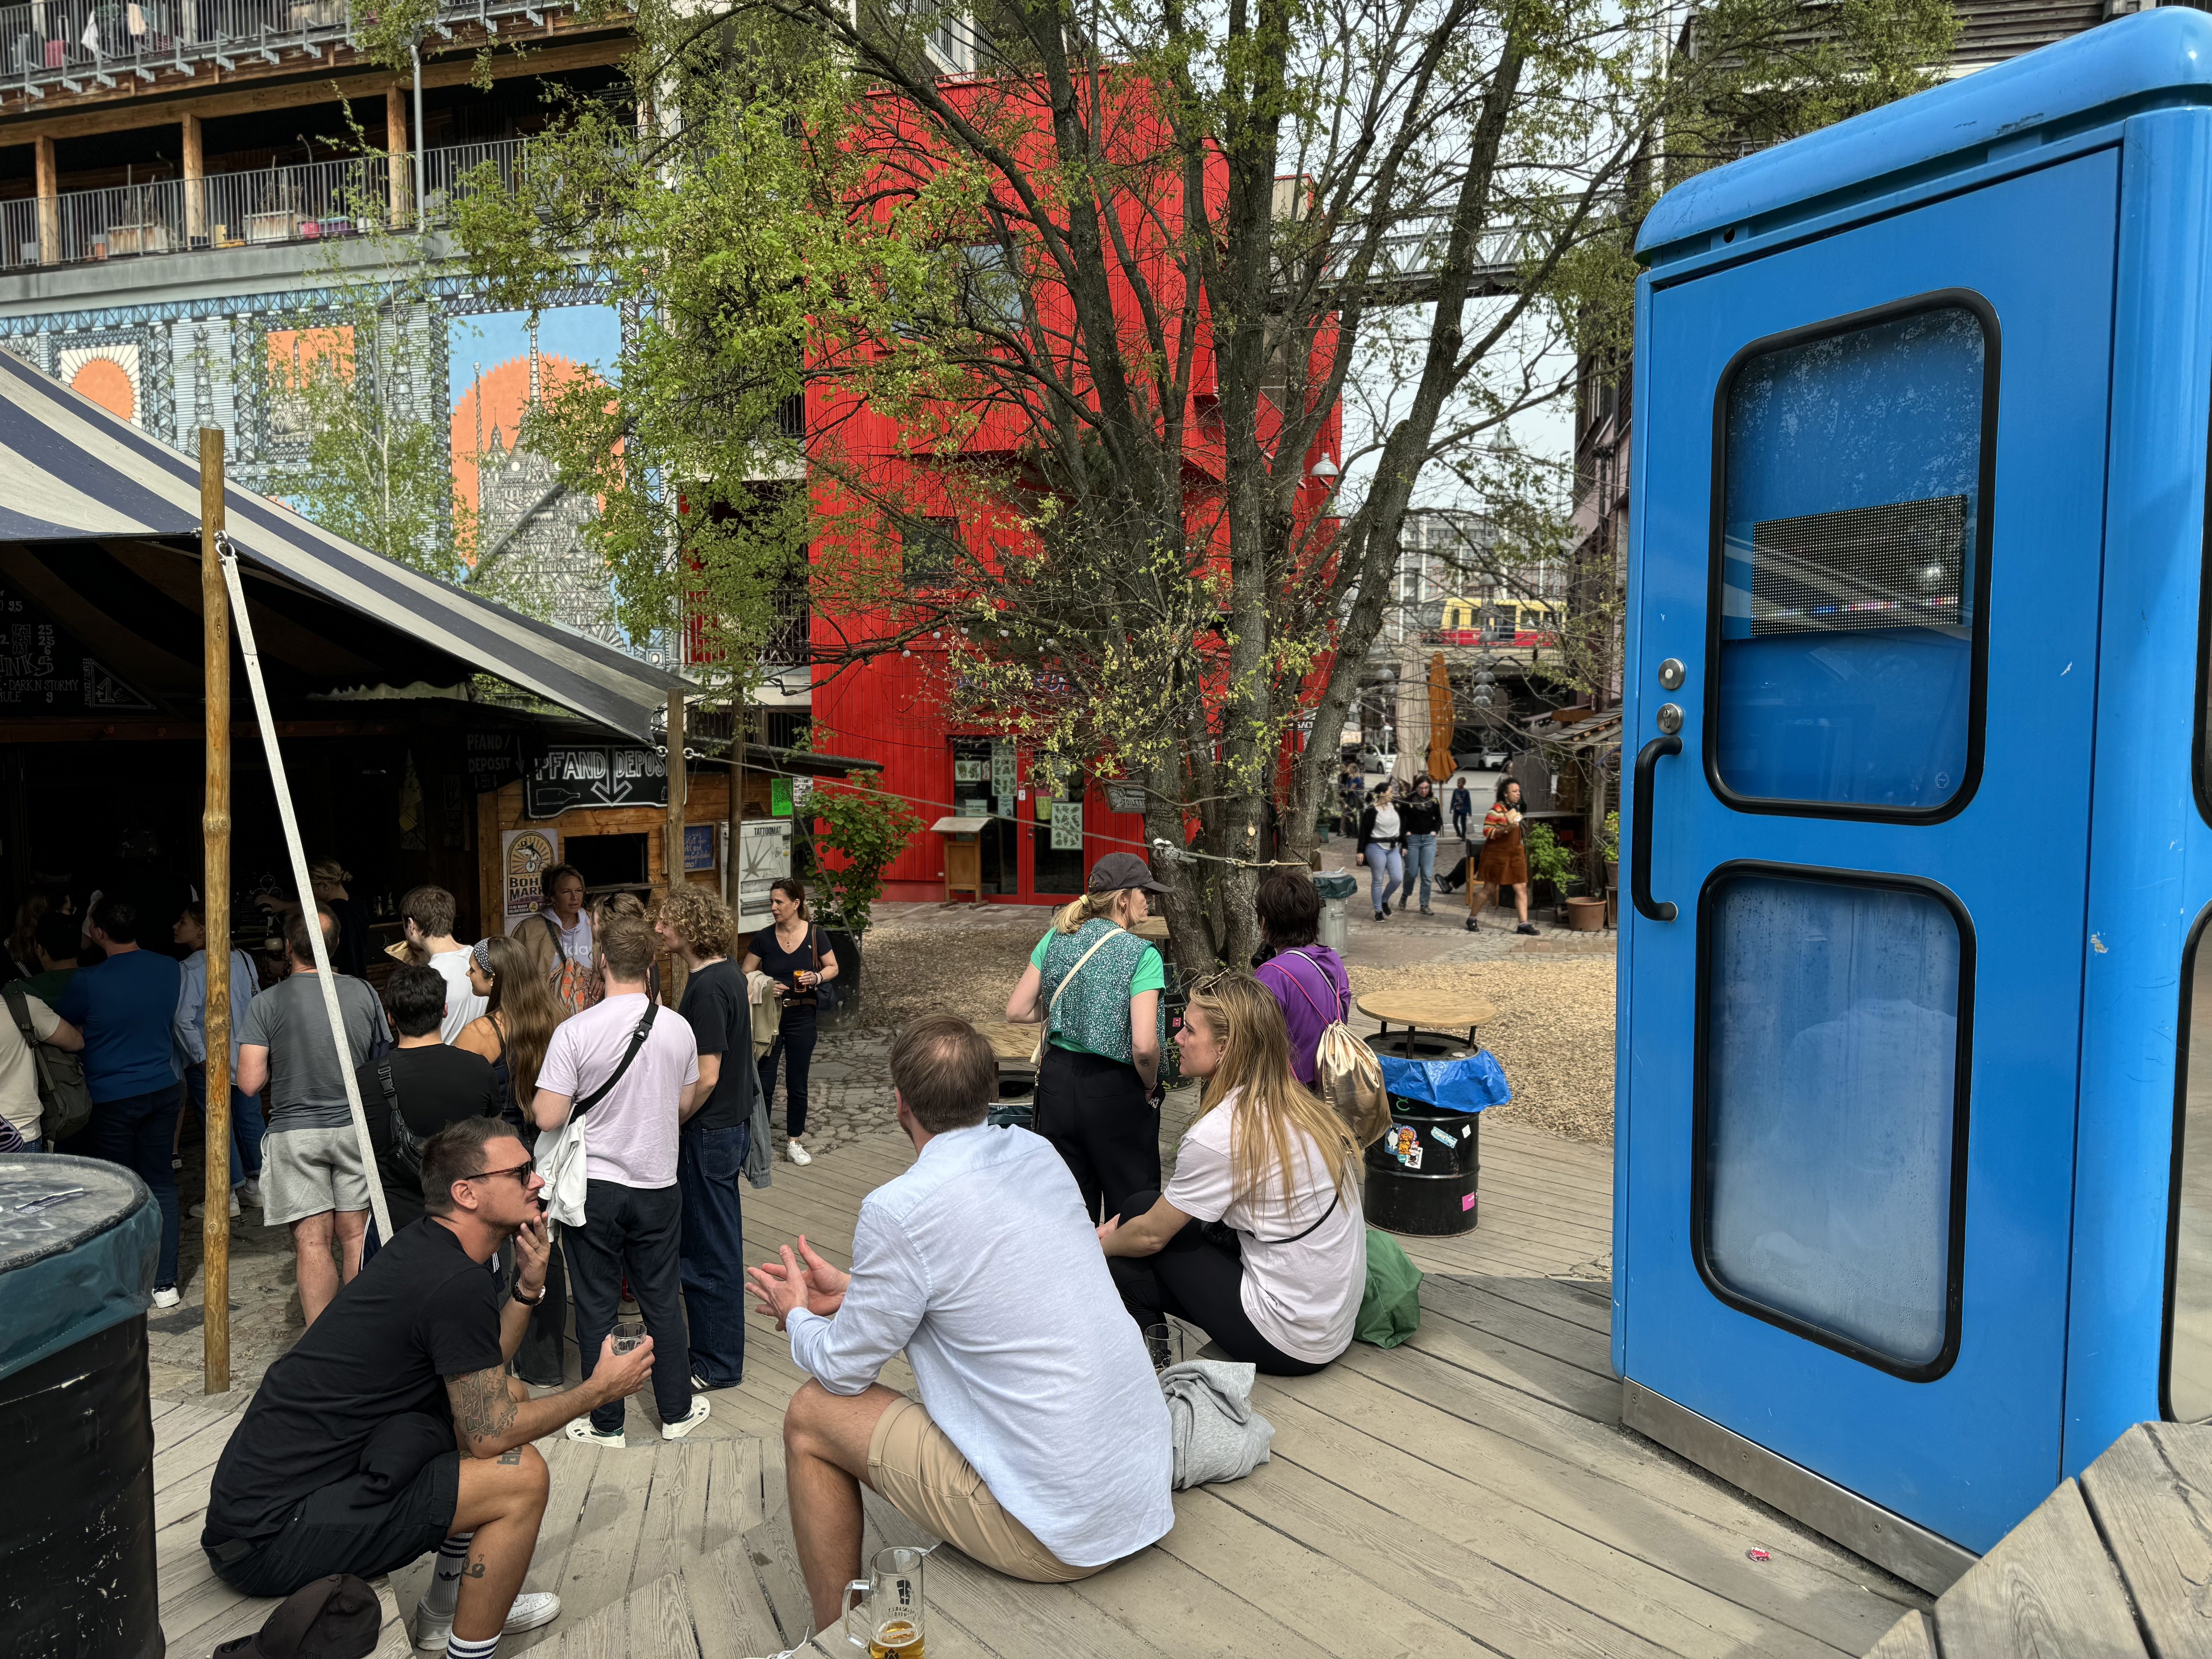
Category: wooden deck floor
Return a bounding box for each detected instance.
[156,1119,1930,1658]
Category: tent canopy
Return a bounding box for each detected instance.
[0,349,686,740]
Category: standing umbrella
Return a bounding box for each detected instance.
[1427,653,1456,782]
[1392,665,1425,788]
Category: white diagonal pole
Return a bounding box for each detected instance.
[215,533,392,1247]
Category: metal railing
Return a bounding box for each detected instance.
[0,135,522,269]
[0,0,570,101]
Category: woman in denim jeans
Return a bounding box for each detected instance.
[1356,783,1408,919]
[1400,775,1444,914]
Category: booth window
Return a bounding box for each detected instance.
[1699,869,1968,1376]
[1714,299,1992,816]
[2169,919,2212,1421]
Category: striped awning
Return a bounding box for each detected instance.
[0,347,686,740]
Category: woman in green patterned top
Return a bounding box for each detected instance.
[1006,852,1171,1223]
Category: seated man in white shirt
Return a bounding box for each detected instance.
[749,1015,1173,1628]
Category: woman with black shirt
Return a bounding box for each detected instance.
[357,963,500,1233]
[741,877,838,1166]
[1400,775,1444,915]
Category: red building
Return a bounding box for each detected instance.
[799,76,1343,904]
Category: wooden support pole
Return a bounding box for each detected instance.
[180,112,203,244]
[200,426,232,1396]
[665,687,686,1003]
[385,83,408,225]
[726,695,744,915]
[33,134,56,266]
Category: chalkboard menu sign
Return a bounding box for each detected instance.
[0,587,153,711]
[464,732,524,795]
[524,744,669,817]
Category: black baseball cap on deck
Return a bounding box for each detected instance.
[212,1575,381,1659]
[1087,852,1171,896]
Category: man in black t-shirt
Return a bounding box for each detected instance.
[203,1116,656,1657]
[361,963,502,1231]
[658,886,755,1389]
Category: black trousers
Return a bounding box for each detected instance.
[1108,1190,1329,1377]
[563,1180,693,1434]
[514,1234,570,1387]
[1035,1044,1158,1224]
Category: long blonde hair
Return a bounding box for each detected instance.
[1186,972,1359,1216]
[480,933,567,1104]
[1053,888,1140,935]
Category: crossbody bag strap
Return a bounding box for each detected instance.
[3,986,33,1044]
[378,1059,425,1161]
[1278,950,1349,1023]
[572,999,659,1117]
[1245,1183,1341,1245]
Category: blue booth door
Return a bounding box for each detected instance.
[1625,150,2116,1553]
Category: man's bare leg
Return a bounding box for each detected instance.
[334,1207,367,1287]
[783,1380,903,1632]
[293,1212,337,1326]
[446,1443,552,1642]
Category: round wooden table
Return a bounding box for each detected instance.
[1355,985,1498,1050]
[972,1018,1042,1067]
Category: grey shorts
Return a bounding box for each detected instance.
[263,1125,373,1226]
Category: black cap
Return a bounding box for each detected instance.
[1086,852,1171,896]
[212,1575,381,1659]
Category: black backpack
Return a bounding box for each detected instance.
[6,986,91,1143]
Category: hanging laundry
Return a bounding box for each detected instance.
[127,4,147,37]
[79,14,98,52]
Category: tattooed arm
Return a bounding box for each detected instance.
[446,1334,656,1460]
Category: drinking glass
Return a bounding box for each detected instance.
[843,1545,926,1656]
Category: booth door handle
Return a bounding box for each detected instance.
[1632,735,1682,922]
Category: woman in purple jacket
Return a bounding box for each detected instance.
[1250,872,1352,1086]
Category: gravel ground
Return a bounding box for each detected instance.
[1346,955,1617,1146]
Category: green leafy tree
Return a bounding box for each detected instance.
[452,0,1958,970]
[807,776,925,931]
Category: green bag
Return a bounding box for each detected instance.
[1355,1228,1422,1348]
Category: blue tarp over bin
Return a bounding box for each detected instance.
[0,1154,155,1384]
[1380,1050,1512,1113]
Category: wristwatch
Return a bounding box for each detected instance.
[512,1282,546,1307]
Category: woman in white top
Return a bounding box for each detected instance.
[1099,972,1365,1374]
[1357,782,1408,919]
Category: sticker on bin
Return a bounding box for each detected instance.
[1430,1127,1458,1147]
[1461,1193,1476,1211]
[1384,1125,1423,1170]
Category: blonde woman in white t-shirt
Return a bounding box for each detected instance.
[1099,972,1365,1374]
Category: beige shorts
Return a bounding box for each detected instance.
[262,1125,373,1226]
[867,1396,1105,1585]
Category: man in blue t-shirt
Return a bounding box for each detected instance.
[58,895,186,1305]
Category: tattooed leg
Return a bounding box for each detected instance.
[445,1443,551,1642]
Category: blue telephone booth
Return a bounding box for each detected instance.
[1618,8,2212,1590]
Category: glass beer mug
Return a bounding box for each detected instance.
[842,1546,926,1657]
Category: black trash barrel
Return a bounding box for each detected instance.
[0,1154,161,1659]
[1364,1030,1483,1235]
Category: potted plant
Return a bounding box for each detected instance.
[1601,810,1620,893]
[1522,823,1578,913]
[806,773,923,1023]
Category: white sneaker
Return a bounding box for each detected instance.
[661,1397,711,1440]
[189,1192,242,1220]
[237,1178,262,1207]
[150,1286,181,1309]
[412,1590,563,1650]
[565,1418,624,1449]
[785,1139,812,1166]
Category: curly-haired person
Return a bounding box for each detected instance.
[655,883,756,1389]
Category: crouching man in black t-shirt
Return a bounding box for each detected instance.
[202,1116,656,1659]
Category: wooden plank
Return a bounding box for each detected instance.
[630,1443,706,1595]
[1053,1531,1336,1659]
[1400,1298,1621,1420]
[551,1440,657,1626]
[1257,1388,1881,1658]
[625,1570,700,1659]
[550,1593,632,1659]
[739,1512,816,1650]
[1417,1274,1616,1371]
[1932,1478,2146,1659]
[701,1435,766,1558]
[2082,1423,2212,1659]
[151,1409,238,1491]
[680,1538,787,1659]
[1200,1448,1677,1659]
[1866,1609,1939,1657]
[526,1432,605,1601]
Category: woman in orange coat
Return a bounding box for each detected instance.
[1468,778,1538,935]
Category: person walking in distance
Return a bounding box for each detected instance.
[238,906,394,1326]
[58,896,187,1306]
[741,878,838,1166]
[1468,777,1539,936]
[1005,852,1169,1225]
[531,913,711,1446]
[455,933,572,1386]
[656,885,755,1392]
[402,886,486,1043]
[1357,783,1407,919]
[1400,775,1444,915]
[1449,775,1474,843]
[176,902,265,1218]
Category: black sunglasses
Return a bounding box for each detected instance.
[464,1158,537,1187]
